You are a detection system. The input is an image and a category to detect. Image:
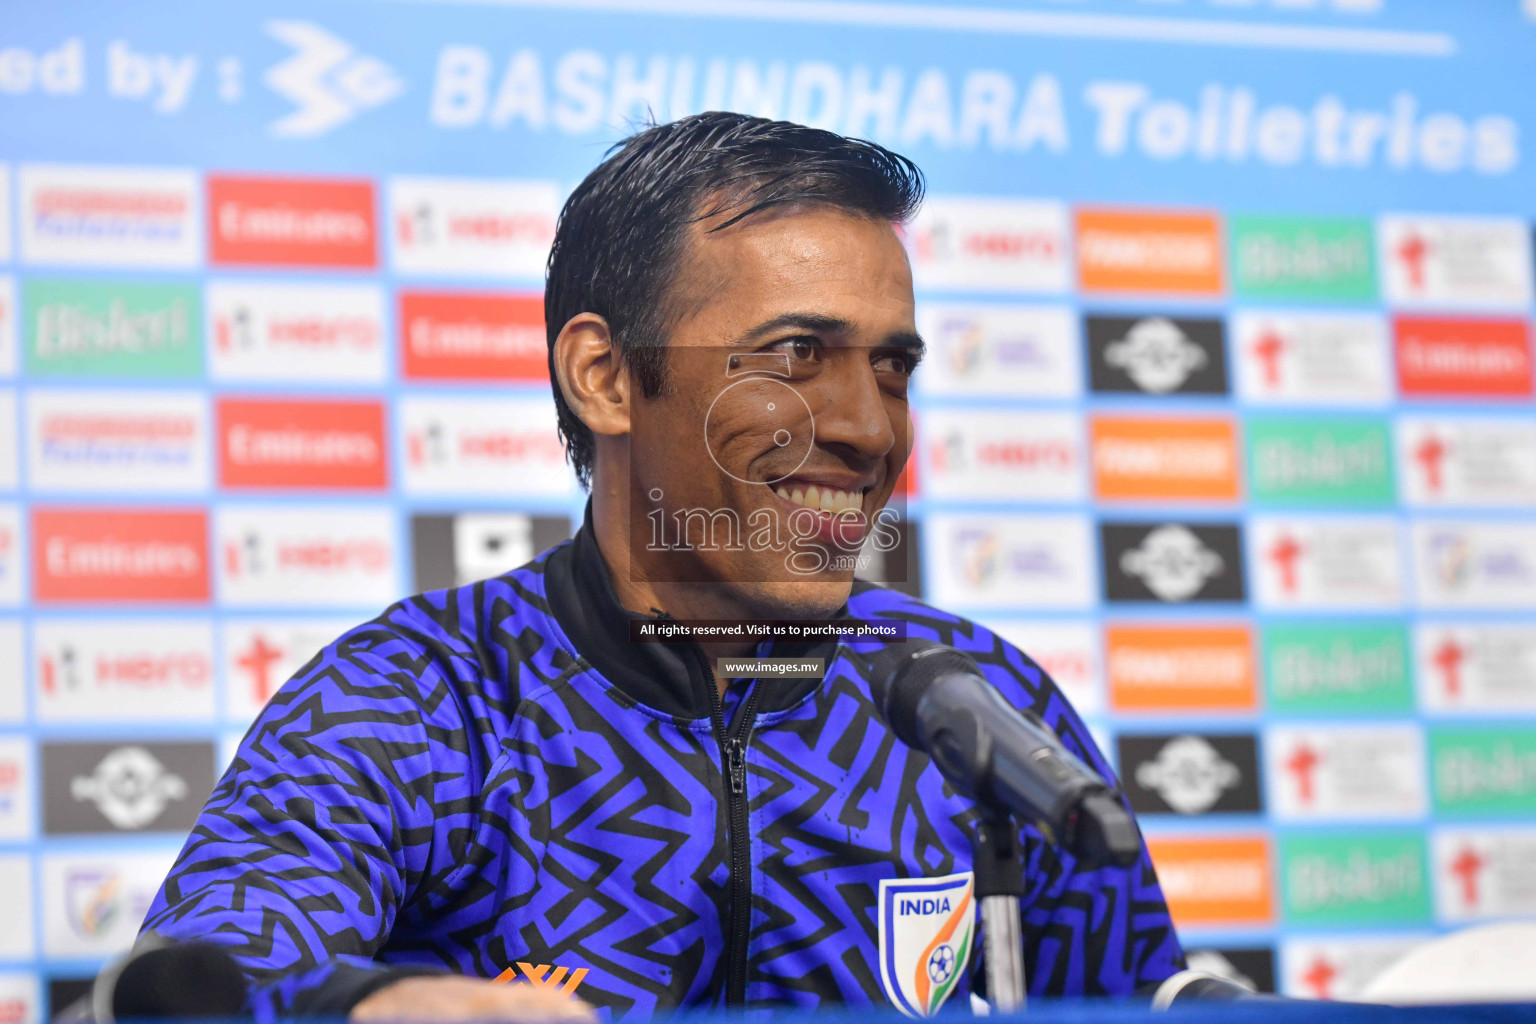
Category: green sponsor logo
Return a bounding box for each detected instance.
[1247,417,1394,505]
[1431,728,1536,816]
[24,278,202,378]
[1231,215,1376,301]
[1280,832,1429,926]
[1264,623,1413,714]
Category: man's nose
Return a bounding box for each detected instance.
[809,355,897,463]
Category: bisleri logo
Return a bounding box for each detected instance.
[264,21,403,138]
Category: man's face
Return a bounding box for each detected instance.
[625,206,920,618]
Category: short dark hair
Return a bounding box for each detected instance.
[544,112,925,489]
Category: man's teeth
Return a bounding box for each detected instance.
[773,484,863,514]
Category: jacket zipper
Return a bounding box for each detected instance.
[702,655,765,1006]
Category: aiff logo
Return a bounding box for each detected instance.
[878,872,975,1017]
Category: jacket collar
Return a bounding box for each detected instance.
[543,503,839,719]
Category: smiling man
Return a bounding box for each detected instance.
[143,113,1184,1022]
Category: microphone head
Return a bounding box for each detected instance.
[868,639,982,749]
[111,942,248,1020]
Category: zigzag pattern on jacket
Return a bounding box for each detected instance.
[144,544,1184,1020]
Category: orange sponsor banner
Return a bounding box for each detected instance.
[1107,624,1257,712]
[1091,416,1240,501]
[33,508,209,603]
[209,175,377,268]
[1076,208,1224,295]
[218,398,388,490]
[1394,316,1533,398]
[399,291,548,381]
[1145,835,1274,927]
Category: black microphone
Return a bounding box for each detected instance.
[869,639,1140,867]
[53,936,249,1023]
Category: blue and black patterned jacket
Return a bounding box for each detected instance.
[143,518,1185,1020]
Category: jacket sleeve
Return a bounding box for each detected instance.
[983,639,1186,998]
[140,613,483,1020]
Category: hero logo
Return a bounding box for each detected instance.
[0,738,29,841]
[922,410,1083,502]
[1103,317,1207,394]
[1135,735,1242,815]
[390,179,559,278]
[35,620,214,722]
[0,275,16,377]
[264,21,403,138]
[904,198,1069,293]
[0,506,16,608]
[208,281,385,384]
[70,746,188,830]
[989,621,1101,716]
[217,507,397,608]
[1119,525,1224,602]
[400,396,571,497]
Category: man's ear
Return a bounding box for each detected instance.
[552,313,630,438]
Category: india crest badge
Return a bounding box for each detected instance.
[877,871,976,1017]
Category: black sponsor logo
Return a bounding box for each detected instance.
[1183,948,1276,994]
[411,513,572,592]
[1100,521,1246,604]
[1086,315,1228,396]
[42,740,215,835]
[1118,732,1262,815]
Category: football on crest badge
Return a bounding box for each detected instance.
[878,871,976,1017]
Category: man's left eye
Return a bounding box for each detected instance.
[771,337,820,360]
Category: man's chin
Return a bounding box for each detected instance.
[735,577,856,621]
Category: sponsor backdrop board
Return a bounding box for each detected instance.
[1,0,1535,1013]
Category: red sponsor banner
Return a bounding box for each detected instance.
[218,398,388,490]
[34,508,209,603]
[399,291,547,381]
[208,175,377,268]
[1394,317,1533,398]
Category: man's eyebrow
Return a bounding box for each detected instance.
[732,313,924,358]
[733,312,855,344]
[883,331,927,358]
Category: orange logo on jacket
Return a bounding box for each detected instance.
[493,962,589,996]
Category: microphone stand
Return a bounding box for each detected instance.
[972,812,1028,1014]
